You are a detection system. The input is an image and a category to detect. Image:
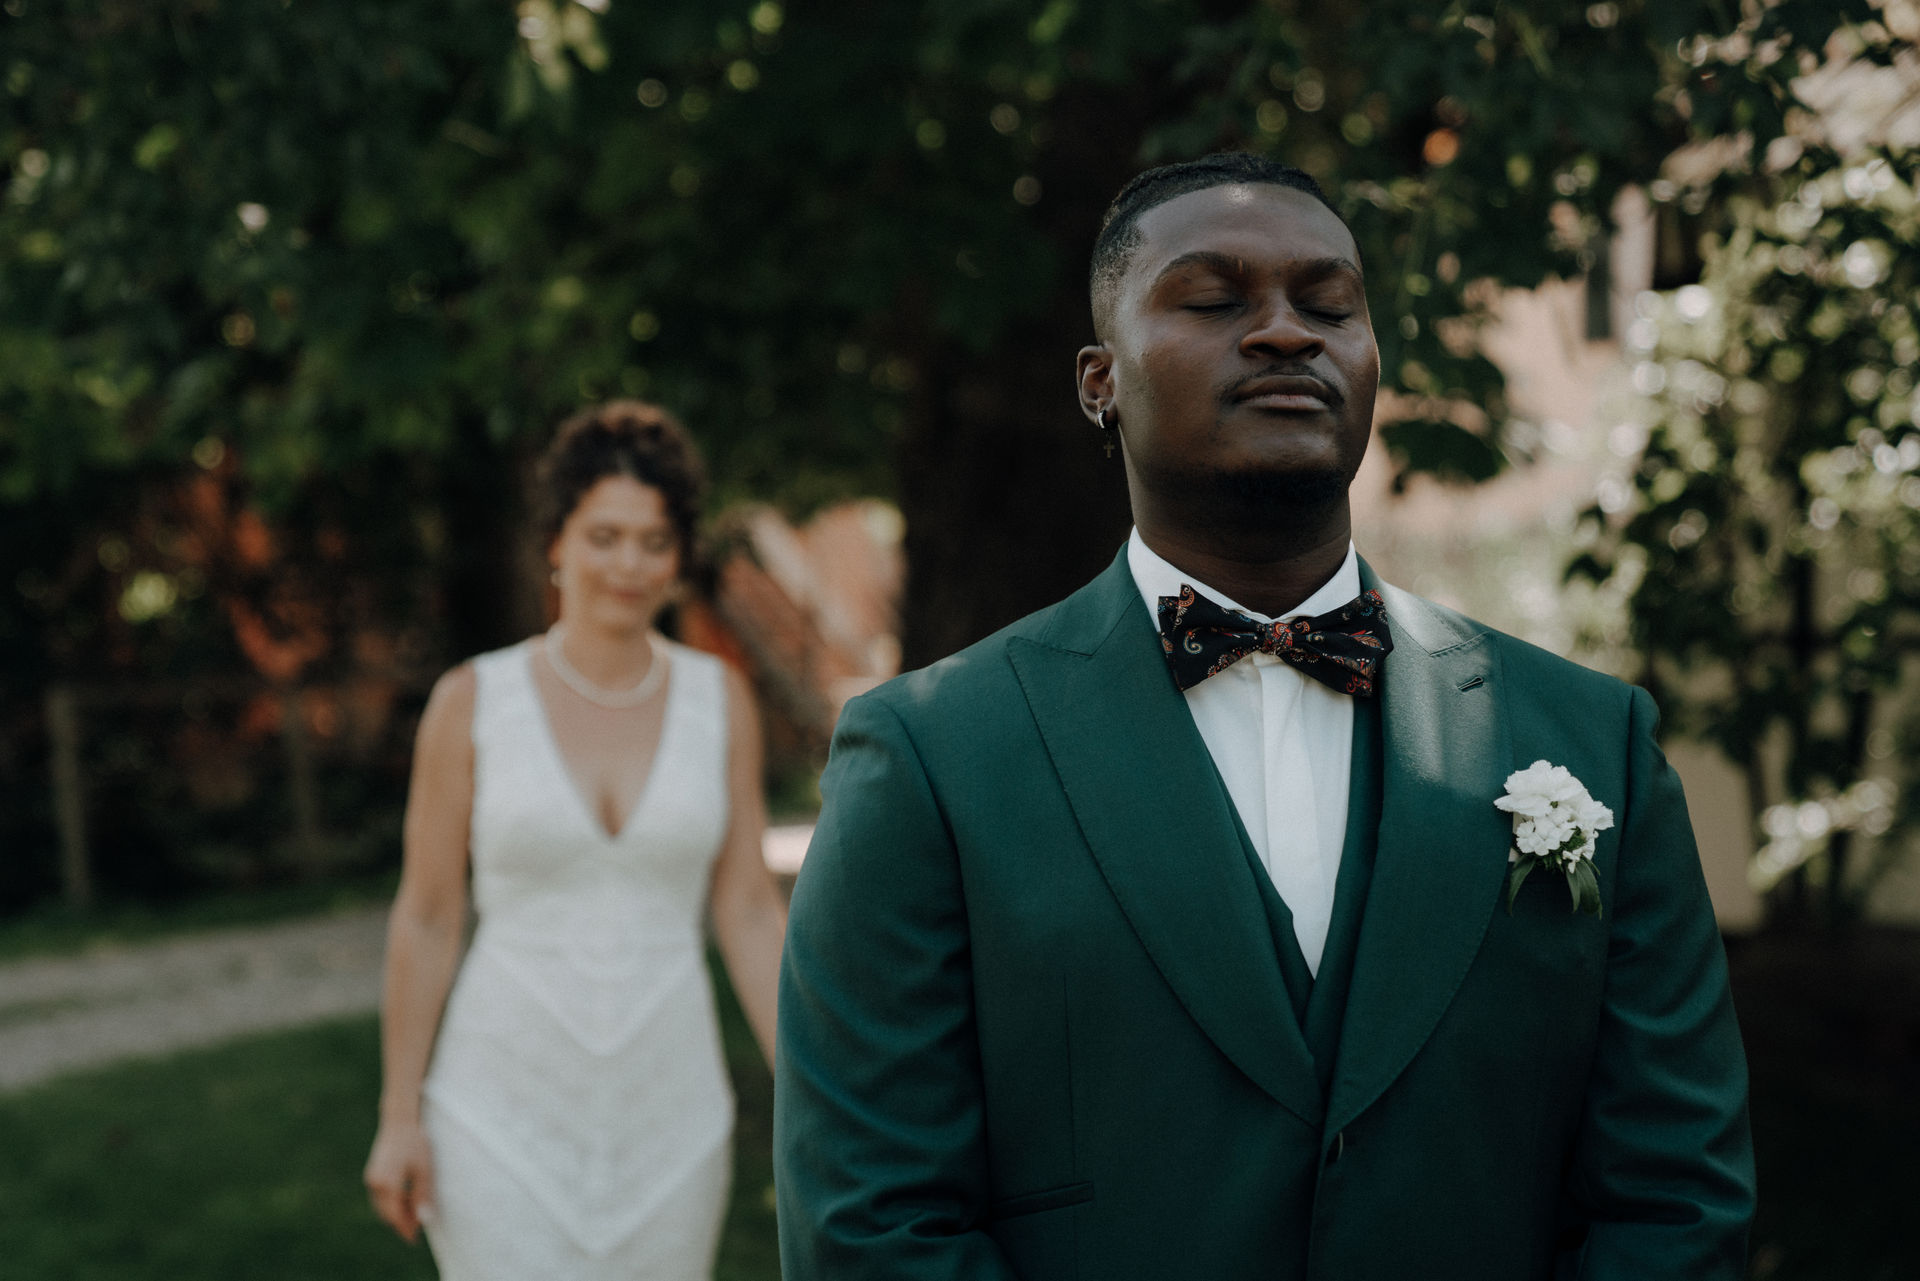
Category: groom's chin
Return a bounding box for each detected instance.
[1163,462,1355,527]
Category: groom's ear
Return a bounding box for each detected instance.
[1076,344,1114,425]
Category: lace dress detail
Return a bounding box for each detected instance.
[422,639,734,1279]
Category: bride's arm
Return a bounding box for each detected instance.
[709,663,787,1070]
[364,664,475,1243]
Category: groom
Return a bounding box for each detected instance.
[774,153,1754,1280]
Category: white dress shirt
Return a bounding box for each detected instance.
[1128,529,1360,976]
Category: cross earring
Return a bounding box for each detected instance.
[1096,407,1116,458]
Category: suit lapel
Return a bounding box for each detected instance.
[1008,551,1323,1126]
[1327,567,1514,1136]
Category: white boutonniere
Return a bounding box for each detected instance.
[1494,760,1613,917]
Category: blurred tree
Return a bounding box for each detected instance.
[1572,119,1919,929]
[3,0,1871,675]
[1566,0,1920,928]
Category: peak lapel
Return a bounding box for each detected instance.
[1328,571,1514,1136]
[1008,554,1322,1126]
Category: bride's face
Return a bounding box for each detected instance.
[550,474,682,634]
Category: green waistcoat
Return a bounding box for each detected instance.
[1219,695,1382,1092]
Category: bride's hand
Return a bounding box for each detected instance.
[364,1120,436,1243]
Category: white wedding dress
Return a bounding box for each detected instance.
[422,638,734,1279]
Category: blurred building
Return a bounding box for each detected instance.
[681,499,905,806]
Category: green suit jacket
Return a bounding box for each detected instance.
[775,549,1754,1280]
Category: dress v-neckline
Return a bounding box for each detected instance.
[523,640,678,844]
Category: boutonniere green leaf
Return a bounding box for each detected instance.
[1494,760,1613,917]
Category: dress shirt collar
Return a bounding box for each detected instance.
[1128,527,1361,628]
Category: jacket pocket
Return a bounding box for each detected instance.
[990,1180,1094,1222]
[988,1182,1090,1281]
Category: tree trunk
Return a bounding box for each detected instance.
[897,311,1135,668]
[440,420,545,661]
[1827,685,1878,930]
[280,687,324,876]
[896,89,1152,667]
[1768,546,1821,930]
[45,684,92,909]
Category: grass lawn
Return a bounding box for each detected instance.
[0,955,778,1281]
[4,898,1914,1281]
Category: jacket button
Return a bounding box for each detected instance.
[1325,1131,1345,1166]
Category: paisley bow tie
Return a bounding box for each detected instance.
[1157,586,1393,696]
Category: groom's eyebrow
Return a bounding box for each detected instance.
[1151,251,1250,285]
[1149,250,1364,287]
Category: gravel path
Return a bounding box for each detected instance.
[0,827,813,1094]
[0,905,389,1093]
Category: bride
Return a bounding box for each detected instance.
[363,401,788,1278]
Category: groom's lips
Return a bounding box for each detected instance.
[1226,373,1339,413]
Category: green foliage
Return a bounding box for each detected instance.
[1504,857,1537,912]
[0,0,1854,505]
[0,0,1878,913]
[1379,417,1506,487]
[1574,119,1920,923]
[1569,857,1602,917]
[1504,856,1605,918]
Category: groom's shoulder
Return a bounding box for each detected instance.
[859,599,1067,713]
[843,580,1109,747]
[1383,581,1638,718]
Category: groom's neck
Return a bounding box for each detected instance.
[1135,501,1354,619]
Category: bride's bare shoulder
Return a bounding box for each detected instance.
[414,661,478,759]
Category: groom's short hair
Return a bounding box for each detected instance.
[1089,153,1341,335]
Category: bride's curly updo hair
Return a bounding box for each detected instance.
[537,400,708,582]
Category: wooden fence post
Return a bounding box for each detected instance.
[45,684,93,909]
[280,687,325,873]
